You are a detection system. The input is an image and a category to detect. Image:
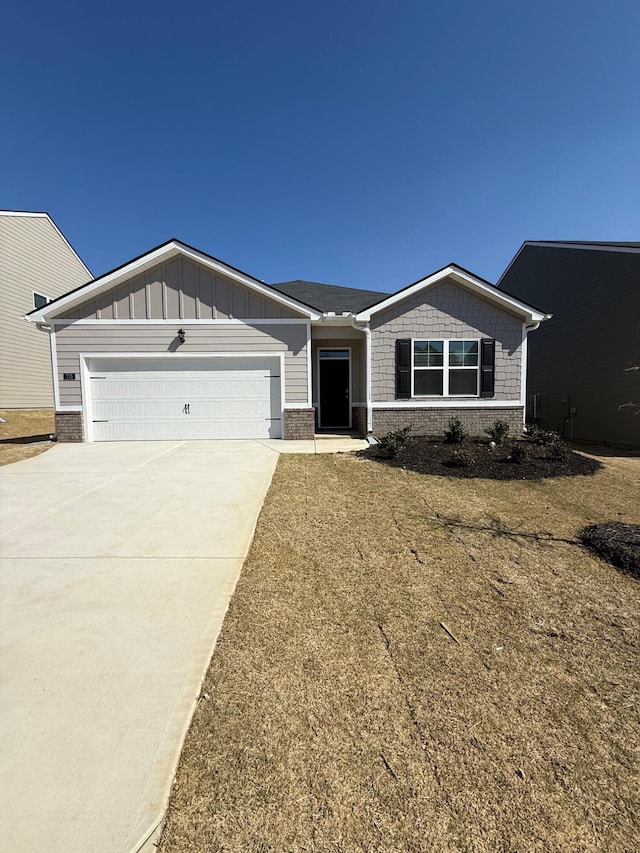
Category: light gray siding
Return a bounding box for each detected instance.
[57,257,302,321]
[499,245,640,447]
[0,214,90,407]
[370,277,524,402]
[54,322,309,407]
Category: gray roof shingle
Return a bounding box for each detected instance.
[270,280,390,313]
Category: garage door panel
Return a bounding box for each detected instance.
[87,357,282,441]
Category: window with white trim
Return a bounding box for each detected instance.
[413,339,479,396]
[33,292,49,309]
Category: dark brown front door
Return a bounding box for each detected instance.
[319,350,350,428]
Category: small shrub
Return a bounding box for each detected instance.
[510,442,529,464]
[527,424,562,446]
[444,417,468,444]
[379,426,411,458]
[547,439,569,462]
[486,419,510,445]
[445,449,475,467]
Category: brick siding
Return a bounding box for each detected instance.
[284,408,316,440]
[372,406,524,438]
[352,405,367,437]
[55,411,84,442]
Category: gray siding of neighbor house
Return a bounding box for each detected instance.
[370,277,524,402]
[0,214,90,407]
[499,246,640,447]
[57,256,302,321]
[53,322,309,407]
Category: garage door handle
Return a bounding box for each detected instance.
[183,403,190,414]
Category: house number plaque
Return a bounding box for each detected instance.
[63,373,76,380]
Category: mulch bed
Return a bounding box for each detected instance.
[359,437,602,480]
[581,522,640,580]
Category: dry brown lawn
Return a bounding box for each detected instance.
[0,409,55,466]
[160,450,640,853]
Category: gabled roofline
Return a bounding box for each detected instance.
[25,239,321,322]
[355,263,548,325]
[1,210,92,279]
[497,240,640,287]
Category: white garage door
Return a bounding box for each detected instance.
[86,357,282,441]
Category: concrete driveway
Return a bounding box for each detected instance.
[0,440,279,853]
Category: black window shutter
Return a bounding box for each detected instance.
[396,339,411,399]
[480,338,495,397]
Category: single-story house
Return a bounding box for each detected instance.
[0,210,92,408]
[26,239,548,442]
[498,240,640,448]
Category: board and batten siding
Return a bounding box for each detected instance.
[56,256,302,322]
[370,277,524,402]
[499,245,640,447]
[54,322,309,407]
[0,213,90,407]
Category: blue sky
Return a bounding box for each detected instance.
[3,1,639,289]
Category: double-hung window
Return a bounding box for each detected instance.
[413,339,479,396]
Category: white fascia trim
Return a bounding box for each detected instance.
[30,241,320,323]
[0,210,50,217]
[356,266,547,325]
[371,400,524,409]
[50,318,309,327]
[79,351,285,360]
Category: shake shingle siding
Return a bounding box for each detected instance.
[499,245,640,447]
[370,278,524,402]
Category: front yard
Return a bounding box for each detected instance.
[160,449,640,852]
[0,409,54,466]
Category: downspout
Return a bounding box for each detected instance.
[350,318,372,434]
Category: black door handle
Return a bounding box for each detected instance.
[183,403,190,414]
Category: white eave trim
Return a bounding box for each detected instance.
[355,266,548,325]
[26,240,321,323]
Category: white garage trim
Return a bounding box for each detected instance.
[51,318,309,327]
[79,351,285,442]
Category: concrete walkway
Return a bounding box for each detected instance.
[0,441,283,853]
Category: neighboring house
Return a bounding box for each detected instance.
[498,241,640,448]
[26,239,547,442]
[0,211,92,408]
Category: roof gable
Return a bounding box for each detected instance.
[356,264,548,325]
[27,240,320,322]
